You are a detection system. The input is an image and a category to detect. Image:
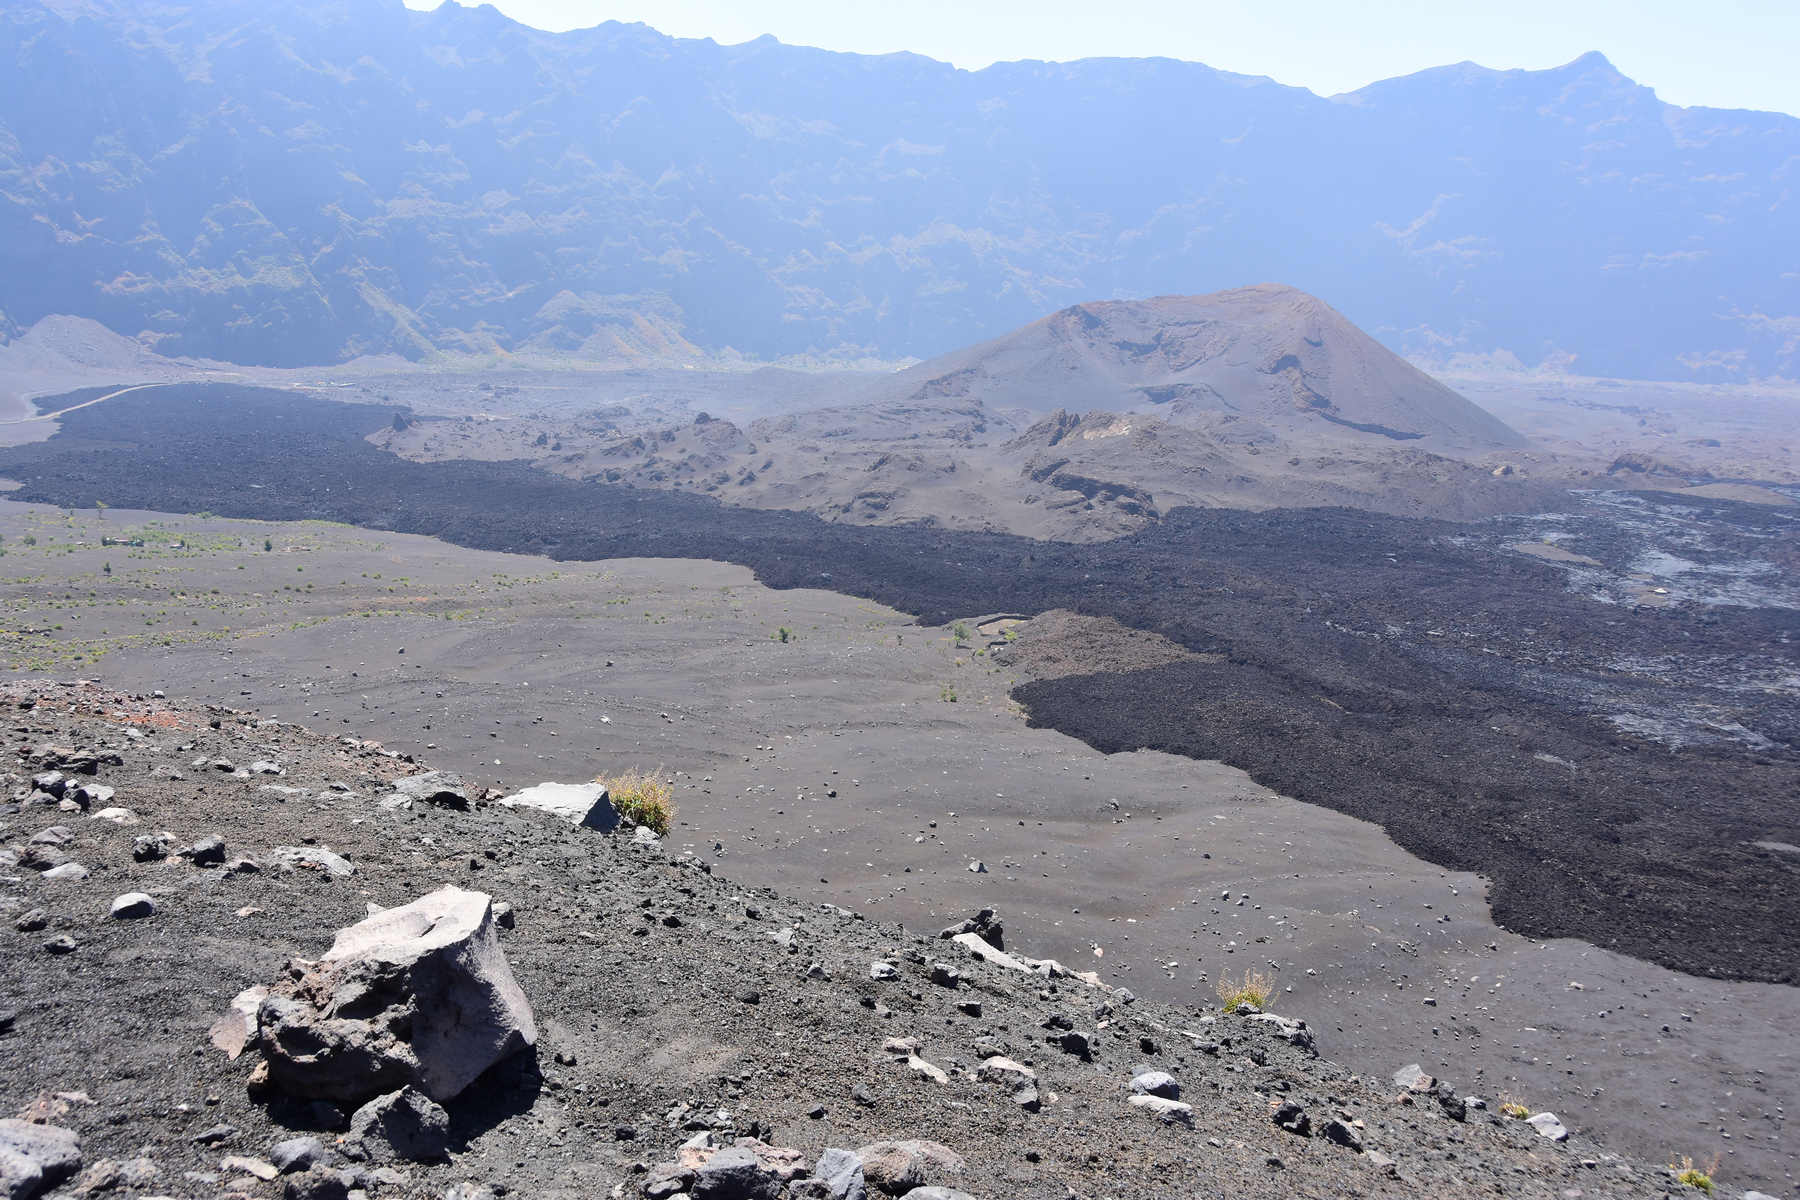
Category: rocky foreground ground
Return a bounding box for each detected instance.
[0,682,1761,1199]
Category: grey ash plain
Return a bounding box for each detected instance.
[0,491,1791,1194]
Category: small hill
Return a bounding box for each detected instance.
[876,286,1525,450]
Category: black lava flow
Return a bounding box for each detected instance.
[4,384,1796,983]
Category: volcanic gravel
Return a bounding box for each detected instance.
[0,681,1683,1199]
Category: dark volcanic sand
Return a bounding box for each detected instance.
[0,505,1791,1190]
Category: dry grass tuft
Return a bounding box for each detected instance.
[1215,968,1274,1011]
[599,766,674,835]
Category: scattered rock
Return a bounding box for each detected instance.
[1526,1112,1569,1142]
[927,963,959,989]
[854,1141,965,1196]
[1272,1102,1311,1136]
[270,846,355,878]
[689,1145,783,1199]
[1392,1063,1435,1092]
[190,1124,238,1146]
[346,1088,450,1163]
[381,771,470,811]
[498,781,616,830]
[184,835,227,867]
[132,832,174,862]
[40,863,89,882]
[813,1148,866,1200]
[258,886,535,1104]
[1321,1119,1363,1151]
[1127,1094,1193,1125]
[1129,1070,1179,1099]
[109,892,156,919]
[12,909,46,933]
[283,1165,352,1200]
[269,1136,327,1174]
[0,1119,81,1200]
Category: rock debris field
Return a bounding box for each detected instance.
[0,681,1719,1200]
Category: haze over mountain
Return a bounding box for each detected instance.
[2,0,1796,379]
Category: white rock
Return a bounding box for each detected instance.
[109,893,155,919]
[950,931,1030,972]
[975,1056,1036,1087]
[1128,1094,1194,1125]
[498,781,617,831]
[1526,1112,1568,1142]
[271,845,354,878]
[905,1055,948,1084]
[41,863,89,882]
[89,807,139,825]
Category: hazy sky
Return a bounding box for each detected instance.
[398,0,1800,116]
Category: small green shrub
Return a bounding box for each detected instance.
[1671,1156,1717,1195]
[773,626,794,643]
[602,767,674,835]
[950,620,971,643]
[1499,1101,1530,1120]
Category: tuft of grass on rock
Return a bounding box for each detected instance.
[1215,968,1274,1011]
[601,767,674,835]
[1498,1101,1531,1120]
[1670,1156,1717,1195]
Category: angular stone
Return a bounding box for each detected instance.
[209,986,269,1060]
[258,886,535,1104]
[40,863,88,882]
[1130,1070,1179,1099]
[0,1119,81,1200]
[89,807,138,825]
[949,932,1029,972]
[855,1140,964,1196]
[1272,1101,1311,1136]
[133,832,174,862]
[270,846,355,878]
[387,772,468,810]
[976,1056,1035,1089]
[346,1088,449,1163]
[282,1165,352,1200]
[1393,1063,1435,1092]
[814,1148,866,1200]
[1128,1094,1194,1125]
[905,1056,948,1085]
[222,1155,279,1180]
[109,892,156,919]
[689,1145,783,1199]
[498,781,616,830]
[897,1190,980,1200]
[1526,1112,1569,1142]
[269,1136,327,1174]
[1321,1119,1363,1151]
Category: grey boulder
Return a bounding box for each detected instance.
[258,886,536,1104]
[347,1088,449,1163]
[689,1145,783,1199]
[814,1147,867,1200]
[0,1119,81,1200]
[498,781,617,830]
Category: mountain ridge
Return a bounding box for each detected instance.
[2,0,1796,377]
